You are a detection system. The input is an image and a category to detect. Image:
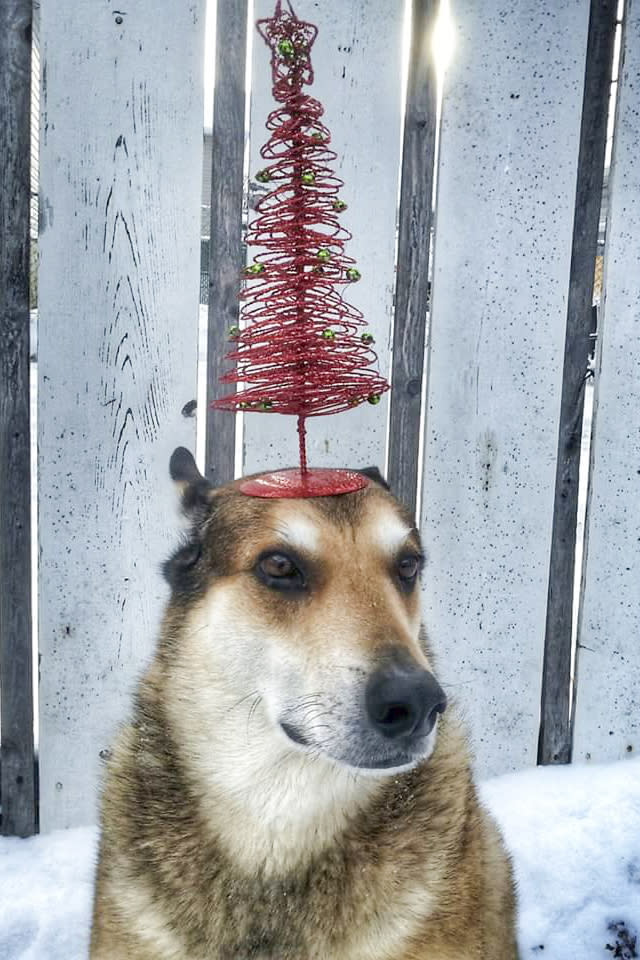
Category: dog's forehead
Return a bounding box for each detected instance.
[268,489,417,555]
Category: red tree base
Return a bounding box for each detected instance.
[240,468,368,498]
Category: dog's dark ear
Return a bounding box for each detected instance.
[162,537,203,591]
[358,466,391,491]
[169,447,214,513]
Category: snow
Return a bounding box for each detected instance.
[480,757,640,958]
[0,826,97,959]
[2,757,639,959]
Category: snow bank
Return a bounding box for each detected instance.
[480,756,640,958]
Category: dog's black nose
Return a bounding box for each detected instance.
[365,662,447,739]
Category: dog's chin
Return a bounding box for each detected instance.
[278,721,438,776]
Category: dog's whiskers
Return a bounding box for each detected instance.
[230,689,261,713]
[245,694,263,740]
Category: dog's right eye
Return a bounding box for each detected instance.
[256,552,306,591]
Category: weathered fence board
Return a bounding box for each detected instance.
[0,0,36,837]
[242,0,405,476]
[205,0,248,485]
[37,0,204,830]
[573,0,640,764]
[538,0,617,766]
[421,0,592,778]
[387,0,440,516]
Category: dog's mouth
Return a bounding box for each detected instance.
[279,717,438,773]
[279,721,311,748]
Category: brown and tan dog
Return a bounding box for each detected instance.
[91,448,519,959]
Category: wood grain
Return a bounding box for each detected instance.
[573,0,640,764]
[204,0,248,486]
[0,0,36,837]
[421,0,591,778]
[37,0,203,830]
[538,0,617,766]
[387,0,439,516]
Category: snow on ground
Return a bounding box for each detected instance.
[1,826,97,959]
[480,757,640,958]
[1,757,639,959]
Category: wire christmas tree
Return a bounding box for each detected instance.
[216,0,389,497]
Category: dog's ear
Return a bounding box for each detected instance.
[358,466,391,491]
[162,538,202,591]
[169,447,214,513]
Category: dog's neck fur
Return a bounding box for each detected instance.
[127,657,472,960]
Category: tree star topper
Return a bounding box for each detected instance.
[257,0,318,94]
[216,0,390,498]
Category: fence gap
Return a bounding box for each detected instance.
[0,0,36,837]
[386,0,440,516]
[573,0,639,764]
[538,0,618,766]
[204,0,249,485]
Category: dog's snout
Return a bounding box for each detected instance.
[365,664,447,740]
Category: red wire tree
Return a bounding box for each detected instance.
[216,0,389,497]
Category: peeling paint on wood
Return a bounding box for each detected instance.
[37,0,204,830]
[421,0,592,779]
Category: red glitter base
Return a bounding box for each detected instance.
[239,468,368,498]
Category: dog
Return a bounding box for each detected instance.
[90,447,519,959]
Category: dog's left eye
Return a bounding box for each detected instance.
[397,555,421,585]
[256,552,306,591]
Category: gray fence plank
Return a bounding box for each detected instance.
[205,0,248,486]
[573,0,640,764]
[421,0,591,778]
[0,0,36,837]
[38,0,203,830]
[538,0,617,766]
[387,0,439,515]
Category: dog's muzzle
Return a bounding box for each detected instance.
[277,651,447,773]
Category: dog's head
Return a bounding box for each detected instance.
[162,448,446,775]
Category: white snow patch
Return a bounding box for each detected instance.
[1,758,639,958]
[480,756,640,958]
[0,826,97,960]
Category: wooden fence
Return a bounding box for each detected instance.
[0,0,638,836]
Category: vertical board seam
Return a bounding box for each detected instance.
[0,0,36,837]
[205,0,249,485]
[387,0,440,515]
[538,0,618,766]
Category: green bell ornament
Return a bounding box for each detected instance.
[278,38,294,57]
